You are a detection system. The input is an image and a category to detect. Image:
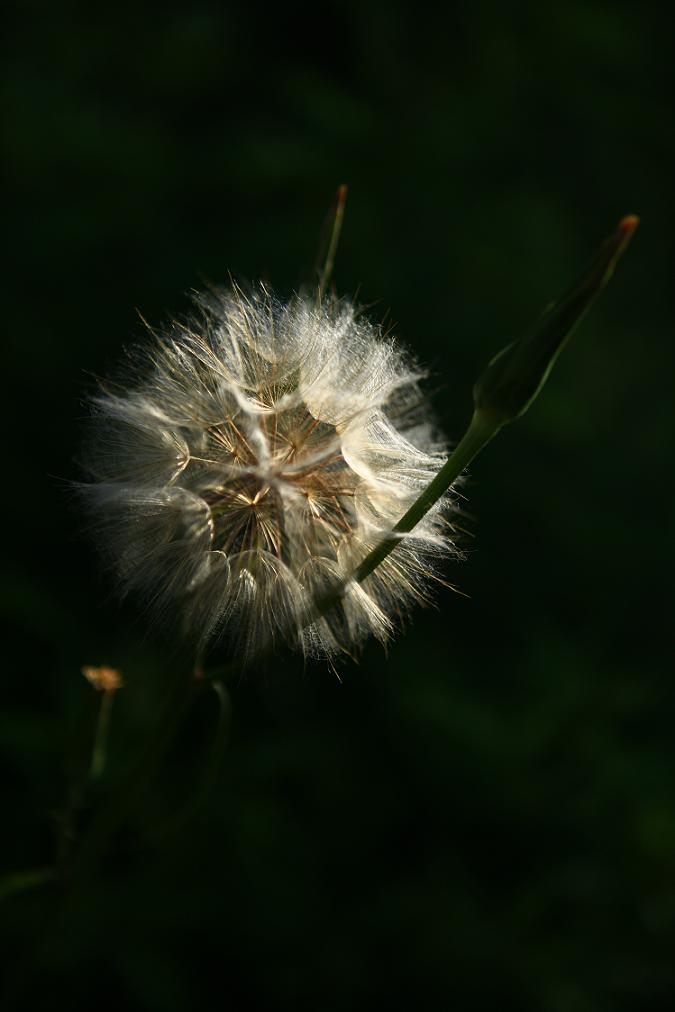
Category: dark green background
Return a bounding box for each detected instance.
[3,2,674,1009]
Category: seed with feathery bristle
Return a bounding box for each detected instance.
[81,284,462,663]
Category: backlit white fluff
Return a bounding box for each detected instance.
[82,285,460,662]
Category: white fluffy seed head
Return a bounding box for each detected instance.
[81,285,461,663]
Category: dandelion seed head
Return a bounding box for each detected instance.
[82,285,461,663]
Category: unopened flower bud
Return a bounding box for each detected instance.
[82,665,124,692]
[473,215,639,428]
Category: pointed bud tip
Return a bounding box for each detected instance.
[618,214,640,236]
[472,215,640,427]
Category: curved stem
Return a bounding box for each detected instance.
[354,410,499,584]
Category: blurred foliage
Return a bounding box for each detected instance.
[2,1,674,1009]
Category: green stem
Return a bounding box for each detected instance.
[354,410,499,584]
[67,665,195,883]
[147,680,231,844]
[88,689,115,782]
[0,867,54,902]
[312,409,499,621]
[317,216,639,614]
[318,184,347,301]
